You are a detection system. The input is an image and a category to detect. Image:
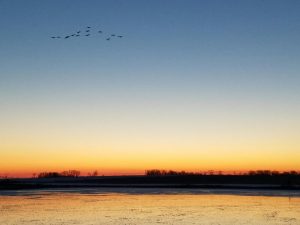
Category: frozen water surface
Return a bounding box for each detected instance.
[1,188,300,225]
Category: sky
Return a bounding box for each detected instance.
[0,0,300,177]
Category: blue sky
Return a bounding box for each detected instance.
[0,0,300,175]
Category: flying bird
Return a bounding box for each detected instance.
[111,34,116,37]
[106,37,111,41]
[117,35,123,38]
[85,34,90,36]
[98,30,102,33]
[86,30,90,32]
[86,26,91,29]
[65,36,70,39]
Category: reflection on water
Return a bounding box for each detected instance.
[1,189,300,225]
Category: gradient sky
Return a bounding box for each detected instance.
[1,0,300,177]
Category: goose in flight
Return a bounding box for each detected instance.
[106,37,111,41]
[117,35,123,38]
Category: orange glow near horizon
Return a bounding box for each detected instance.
[1,144,300,177]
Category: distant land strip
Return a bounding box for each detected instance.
[1,170,300,191]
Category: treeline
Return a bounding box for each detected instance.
[248,170,300,176]
[145,169,300,176]
[34,170,99,178]
[36,170,80,178]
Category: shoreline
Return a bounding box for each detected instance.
[1,186,300,197]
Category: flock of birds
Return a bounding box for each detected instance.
[50,26,123,41]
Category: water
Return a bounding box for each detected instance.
[1,188,300,225]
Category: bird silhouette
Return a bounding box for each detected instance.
[98,30,102,33]
[106,37,111,41]
[86,26,91,29]
[111,34,116,37]
[117,35,123,38]
[85,34,90,36]
[86,30,90,32]
[51,36,56,39]
[77,31,81,34]
[65,36,70,39]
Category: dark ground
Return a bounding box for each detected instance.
[1,175,300,191]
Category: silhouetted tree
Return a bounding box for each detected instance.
[61,170,81,177]
[88,170,98,177]
[145,169,162,176]
[37,170,81,178]
[38,172,61,178]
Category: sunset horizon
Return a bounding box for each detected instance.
[1,1,299,181]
